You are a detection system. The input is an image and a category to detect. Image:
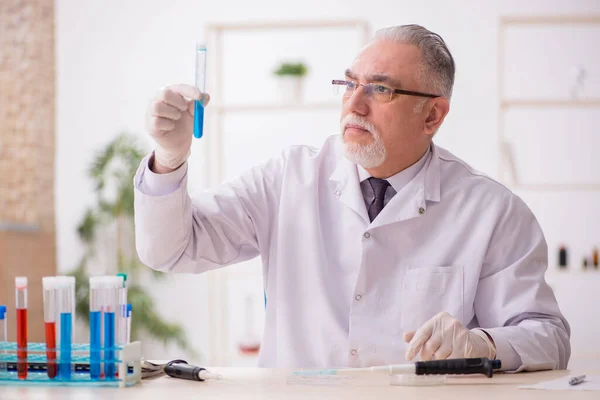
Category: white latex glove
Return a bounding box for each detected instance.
[403,312,496,361]
[146,83,210,171]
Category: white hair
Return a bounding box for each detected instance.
[374,24,455,111]
[339,114,387,168]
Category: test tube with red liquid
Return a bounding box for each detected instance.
[15,277,28,380]
[42,277,57,379]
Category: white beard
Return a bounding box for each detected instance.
[339,114,387,168]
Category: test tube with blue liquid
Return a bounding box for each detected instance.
[89,277,102,379]
[0,305,7,374]
[194,43,207,139]
[57,276,75,379]
[104,276,122,379]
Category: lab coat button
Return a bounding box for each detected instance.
[334,190,342,197]
[351,349,357,356]
[363,232,370,239]
[418,207,425,215]
[355,294,362,301]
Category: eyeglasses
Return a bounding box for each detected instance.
[332,79,441,103]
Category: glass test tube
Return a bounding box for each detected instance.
[103,277,119,378]
[70,277,76,332]
[15,277,28,380]
[42,277,57,379]
[193,43,207,139]
[57,276,74,379]
[126,304,132,344]
[89,277,102,379]
[116,273,127,346]
[0,305,7,374]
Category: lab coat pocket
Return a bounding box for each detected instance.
[400,266,464,332]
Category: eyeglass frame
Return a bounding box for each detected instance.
[331,79,441,101]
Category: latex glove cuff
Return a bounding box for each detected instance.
[470,329,497,359]
[154,147,191,170]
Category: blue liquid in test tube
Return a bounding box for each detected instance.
[59,312,72,379]
[89,277,103,379]
[193,44,207,139]
[56,276,75,380]
[0,305,7,374]
[90,311,102,379]
[103,277,119,379]
[104,311,116,378]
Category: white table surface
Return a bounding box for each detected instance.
[1,363,599,400]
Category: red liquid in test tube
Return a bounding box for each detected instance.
[45,322,57,378]
[43,276,58,379]
[15,277,28,380]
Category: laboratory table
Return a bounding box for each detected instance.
[1,365,599,399]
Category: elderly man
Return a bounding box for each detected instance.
[134,24,570,371]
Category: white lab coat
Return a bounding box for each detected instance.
[133,135,570,371]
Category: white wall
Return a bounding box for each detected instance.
[55,0,600,366]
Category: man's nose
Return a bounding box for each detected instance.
[345,85,370,116]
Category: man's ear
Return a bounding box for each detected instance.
[424,97,450,136]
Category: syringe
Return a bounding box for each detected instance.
[295,358,502,378]
[193,43,207,139]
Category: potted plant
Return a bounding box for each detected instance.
[70,133,196,358]
[273,62,308,103]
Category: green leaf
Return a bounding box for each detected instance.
[77,209,98,244]
[274,62,308,76]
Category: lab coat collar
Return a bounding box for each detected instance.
[329,155,371,223]
[425,143,441,202]
[356,146,431,194]
[329,142,441,227]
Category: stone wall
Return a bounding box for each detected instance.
[0,0,56,341]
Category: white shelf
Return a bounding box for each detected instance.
[545,268,600,291]
[497,15,600,186]
[501,99,600,108]
[509,183,600,192]
[213,102,340,114]
[546,268,600,276]
[496,15,600,358]
[207,20,369,31]
[501,15,600,25]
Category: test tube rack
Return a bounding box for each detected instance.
[0,341,142,388]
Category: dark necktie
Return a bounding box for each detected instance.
[367,177,390,222]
